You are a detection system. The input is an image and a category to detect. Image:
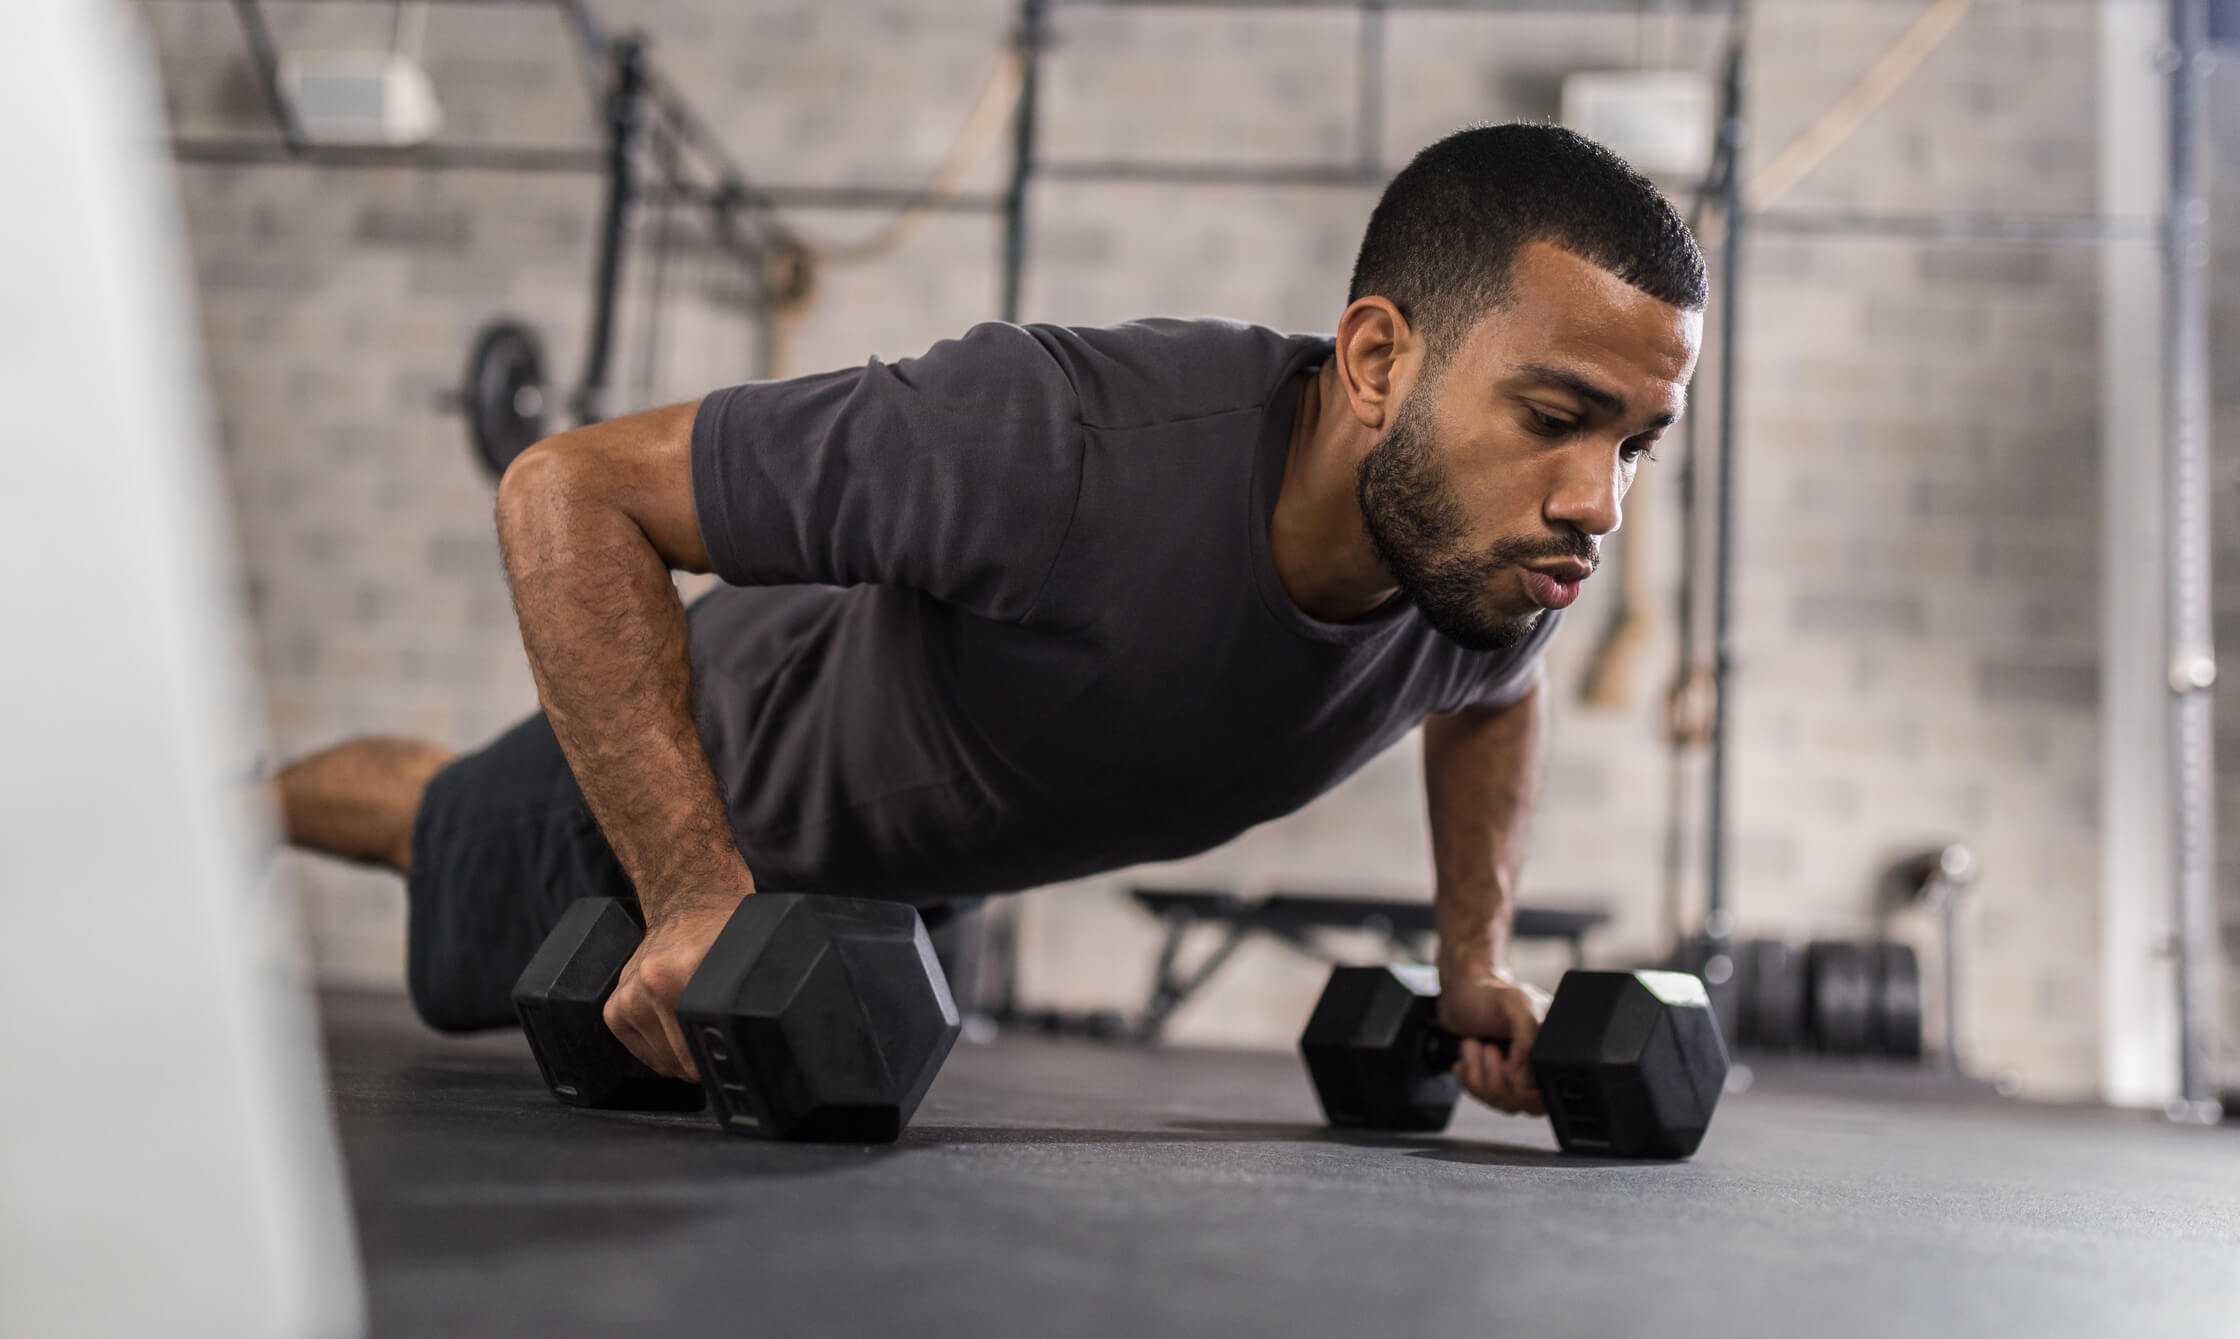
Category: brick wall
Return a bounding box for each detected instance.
[137,0,2176,1097]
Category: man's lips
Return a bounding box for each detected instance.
[1522,562,1592,610]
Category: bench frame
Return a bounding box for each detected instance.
[1129,888,1611,1043]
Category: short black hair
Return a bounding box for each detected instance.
[1348,123,1707,353]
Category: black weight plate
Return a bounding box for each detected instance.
[1726,937,1758,1048]
[464,318,549,478]
[1739,939,1802,1052]
[1871,940,1924,1060]
[1805,940,1874,1055]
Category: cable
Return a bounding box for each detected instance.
[667,34,1027,377]
[1695,0,1980,251]
[1744,0,1978,211]
[785,45,1027,265]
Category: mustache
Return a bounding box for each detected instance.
[1477,531,1599,574]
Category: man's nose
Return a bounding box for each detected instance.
[1547,456,1622,538]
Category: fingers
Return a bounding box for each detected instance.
[1476,1040,1524,1112]
[591,904,740,1084]
[1455,1039,1518,1114]
[653,1003,701,1084]
[603,982,697,1081]
[602,990,673,1077]
[1455,1039,1545,1117]
[1503,1046,1546,1117]
[1459,1040,1498,1109]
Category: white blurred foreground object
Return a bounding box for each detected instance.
[0,3,365,1337]
[1559,71,1715,179]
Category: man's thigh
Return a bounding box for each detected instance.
[404,710,635,1032]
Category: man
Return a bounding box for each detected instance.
[278,123,1704,1120]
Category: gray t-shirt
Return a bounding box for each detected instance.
[686,317,1558,903]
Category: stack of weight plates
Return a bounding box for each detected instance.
[1725,937,1921,1059]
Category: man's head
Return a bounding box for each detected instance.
[1340,123,1705,652]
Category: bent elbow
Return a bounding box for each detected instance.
[493,437,575,540]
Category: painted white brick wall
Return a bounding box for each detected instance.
[136,0,2180,1098]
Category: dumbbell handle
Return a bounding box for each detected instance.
[1422,1026,1515,1073]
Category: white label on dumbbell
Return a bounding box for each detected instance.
[1636,970,1710,1007]
[1391,963,1439,995]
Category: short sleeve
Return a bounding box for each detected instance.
[690,322,1085,623]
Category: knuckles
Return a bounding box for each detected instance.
[634,953,696,1002]
[602,989,634,1029]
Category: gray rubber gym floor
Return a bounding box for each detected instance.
[322,990,2240,1338]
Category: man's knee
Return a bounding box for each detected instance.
[405,946,519,1034]
[403,859,540,1035]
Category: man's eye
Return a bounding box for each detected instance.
[1621,440,1661,465]
[1527,409,1573,437]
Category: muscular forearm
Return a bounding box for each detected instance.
[1421,670,1546,980]
[494,426,751,922]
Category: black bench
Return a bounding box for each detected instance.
[1127,887,1612,1043]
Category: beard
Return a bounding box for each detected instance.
[1355,386,1594,653]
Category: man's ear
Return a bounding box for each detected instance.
[1333,297,1420,432]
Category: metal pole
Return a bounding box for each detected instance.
[1001,0,1048,323]
[1662,112,1727,950]
[2161,0,2220,1124]
[1662,369,1704,940]
[1704,15,1746,941]
[228,0,304,149]
[575,35,647,427]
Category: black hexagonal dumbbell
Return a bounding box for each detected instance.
[512,894,961,1142]
[511,899,706,1113]
[678,894,961,1142]
[1299,963,1730,1159]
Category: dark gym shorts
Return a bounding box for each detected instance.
[404,711,980,1033]
[405,711,635,1033]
